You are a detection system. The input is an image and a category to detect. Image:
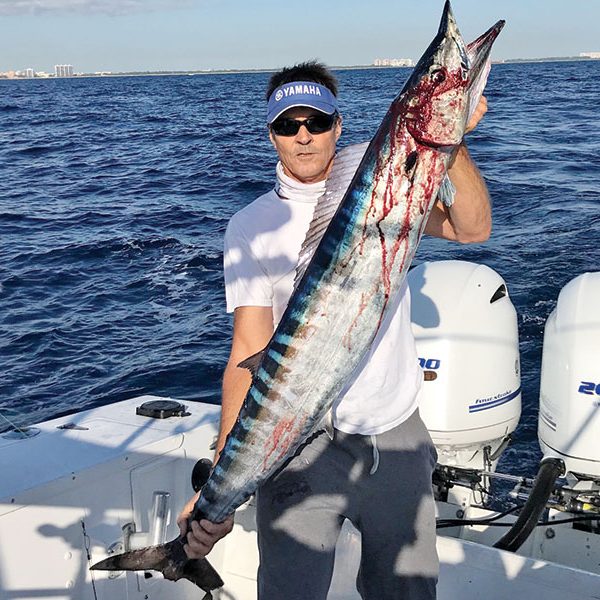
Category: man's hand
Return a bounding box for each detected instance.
[177,492,235,559]
[424,93,491,242]
[465,95,487,134]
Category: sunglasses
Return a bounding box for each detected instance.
[270,113,338,137]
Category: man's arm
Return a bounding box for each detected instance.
[216,306,275,457]
[424,96,492,243]
[176,305,274,559]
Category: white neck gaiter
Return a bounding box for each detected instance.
[275,162,326,204]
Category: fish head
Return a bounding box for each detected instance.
[401,0,470,148]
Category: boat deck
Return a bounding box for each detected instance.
[1,397,599,599]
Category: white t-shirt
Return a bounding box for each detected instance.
[223,163,422,435]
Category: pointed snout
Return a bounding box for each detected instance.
[438,0,458,38]
[468,19,506,80]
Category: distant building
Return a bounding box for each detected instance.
[373,58,414,67]
[14,69,35,78]
[580,52,600,59]
[54,64,74,77]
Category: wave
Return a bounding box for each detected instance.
[1,63,599,482]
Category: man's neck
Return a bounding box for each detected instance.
[275,162,326,202]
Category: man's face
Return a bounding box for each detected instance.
[269,107,342,184]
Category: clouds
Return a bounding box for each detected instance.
[0,0,196,16]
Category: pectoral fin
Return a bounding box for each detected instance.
[319,410,335,440]
[237,349,266,377]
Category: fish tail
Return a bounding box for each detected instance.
[179,553,224,597]
[90,535,224,596]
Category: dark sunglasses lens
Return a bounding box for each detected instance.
[271,119,301,136]
[271,114,336,136]
[305,114,336,133]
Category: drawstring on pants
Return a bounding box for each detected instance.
[369,434,380,475]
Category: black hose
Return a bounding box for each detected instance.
[436,504,523,529]
[493,457,565,552]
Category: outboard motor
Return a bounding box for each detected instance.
[408,260,521,471]
[494,273,600,552]
[538,272,600,476]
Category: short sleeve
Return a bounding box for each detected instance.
[223,216,273,313]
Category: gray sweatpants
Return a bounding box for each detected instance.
[256,409,438,600]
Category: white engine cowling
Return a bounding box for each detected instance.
[408,260,521,469]
[538,272,600,477]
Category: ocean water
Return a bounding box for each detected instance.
[1,61,599,479]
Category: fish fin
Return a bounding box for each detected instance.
[181,555,224,592]
[293,142,370,289]
[437,174,456,207]
[90,537,224,593]
[191,458,213,492]
[237,349,266,377]
[319,410,335,440]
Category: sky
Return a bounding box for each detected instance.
[1,0,599,73]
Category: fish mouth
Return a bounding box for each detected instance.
[467,19,505,87]
[402,2,504,97]
[399,1,504,148]
[417,140,456,152]
[398,0,467,98]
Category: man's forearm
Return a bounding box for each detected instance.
[214,362,253,461]
[446,142,492,243]
[213,306,274,462]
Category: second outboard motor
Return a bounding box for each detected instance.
[495,272,600,553]
[538,272,600,477]
[408,260,521,471]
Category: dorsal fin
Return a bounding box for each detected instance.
[237,349,266,377]
[293,141,369,289]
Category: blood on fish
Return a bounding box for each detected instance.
[262,415,307,471]
[343,290,372,350]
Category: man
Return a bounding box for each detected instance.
[178,61,491,599]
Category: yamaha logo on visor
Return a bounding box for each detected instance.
[267,81,339,124]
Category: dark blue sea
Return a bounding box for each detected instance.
[1,62,599,479]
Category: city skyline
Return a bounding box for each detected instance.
[3,52,598,81]
[0,0,599,73]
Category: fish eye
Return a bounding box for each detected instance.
[431,69,446,84]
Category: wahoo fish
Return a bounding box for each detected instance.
[91,2,504,596]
